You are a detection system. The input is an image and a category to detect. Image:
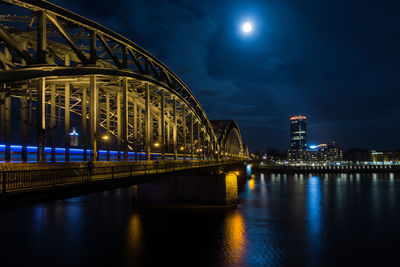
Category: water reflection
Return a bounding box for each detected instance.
[123,213,144,266]
[306,176,323,266]
[33,204,46,235]
[248,177,255,191]
[307,176,322,237]
[223,211,248,266]
[2,173,400,266]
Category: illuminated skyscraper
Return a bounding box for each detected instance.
[290,115,307,149]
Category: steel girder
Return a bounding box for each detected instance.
[210,120,247,159]
[0,0,248,160]
[0,0,215,138]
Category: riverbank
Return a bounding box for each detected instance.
[253,164,399,173]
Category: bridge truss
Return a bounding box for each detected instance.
[0,0,248,162]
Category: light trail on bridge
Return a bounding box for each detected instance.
[0,143,205,163]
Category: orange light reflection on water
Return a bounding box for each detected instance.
[123,213,144,266]
[248,178,255,191]
[224,211,248,265]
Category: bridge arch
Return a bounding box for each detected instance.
[0,0,247,162]
[211,120,247,159]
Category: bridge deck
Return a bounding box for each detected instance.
[0,160,242,195]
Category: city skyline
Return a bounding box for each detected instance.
[50,0,400,152]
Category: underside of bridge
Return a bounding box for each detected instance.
[0,0,249,163]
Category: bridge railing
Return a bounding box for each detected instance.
[0,160,243,194]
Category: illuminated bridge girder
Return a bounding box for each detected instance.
[211,120,248,160]
[0,0,246,162]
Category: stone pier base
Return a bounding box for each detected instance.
[133,171,243,207]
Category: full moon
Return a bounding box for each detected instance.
[242,22,253,33]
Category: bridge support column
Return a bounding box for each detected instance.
[208,138,212,160]
[82,87,87,161]
[50,84,56,162]
[89,75,98,161]
[197,122,200,160]
[37,78,46,163]
[166,122,170,156]
[65,83,70,162]
[105,92,110,161]
[57,93,61,145]
[20,84,28,162]
[145,83,151,161]
[182,105,186,161]
[173,97,177,160]
[199,127,202,160]
[3,86,11,162]
[133,101,138,161]
[160,89,165,160]
[1,89,4,143]
[117,91,121,161]
[190,113,194,160]
[138,106,143,160]
[122,78,129,161]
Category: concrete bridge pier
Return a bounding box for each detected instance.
[132,167,246,207]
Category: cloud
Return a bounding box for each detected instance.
[51,0,400,151]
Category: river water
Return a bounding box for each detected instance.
[1,172,400,266]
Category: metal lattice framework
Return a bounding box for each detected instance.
[0,0,248,162]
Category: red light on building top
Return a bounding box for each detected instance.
[290,115,307,120]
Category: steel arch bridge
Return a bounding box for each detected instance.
[0,0,248,163]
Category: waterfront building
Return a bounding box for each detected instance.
[288,115,307,162]
[287,115,343,163]
[370,151,400,164]
[308,142,343,162]
[290,115,307,149]
[69,127,79,147]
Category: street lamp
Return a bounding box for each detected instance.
[102,134,110,160]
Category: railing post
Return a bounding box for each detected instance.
[2,172,6,194]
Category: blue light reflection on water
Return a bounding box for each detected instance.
[307,176,322,237]
[307,176,323,266]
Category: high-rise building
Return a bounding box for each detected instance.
[69,127,79,147]
[290,115,307,149]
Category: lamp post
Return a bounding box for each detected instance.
[102,134,110,161]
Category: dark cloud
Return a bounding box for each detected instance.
[53,0,400,152]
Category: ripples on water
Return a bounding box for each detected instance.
[1,173,400,266]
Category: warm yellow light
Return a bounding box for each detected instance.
[102,134,109,141]
[249,179,255,190]
[154,142,160,148]
[224,211,247,265]
[180,146,184,151]
[235,171,239,175]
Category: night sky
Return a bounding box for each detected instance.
[53,0,400,152]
